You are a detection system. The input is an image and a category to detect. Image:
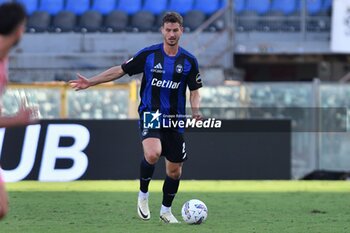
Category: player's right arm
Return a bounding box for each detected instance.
[0,106,37,128]
[69,65,126,91]
[69,47,149,91]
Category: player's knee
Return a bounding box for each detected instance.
[144,150,161,164]
[167,169,182,180]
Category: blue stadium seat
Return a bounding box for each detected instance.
[65,0,90,15]
[16,0,38,15]
[143,0,167,15]
[168,0,194,15]
[91,0,116,15]
[245,0,270,15]
[220,0,246,13]
[270,0,297,15]
[117,0,142,15]
[306,0,322,15]
[296,0,323,15]
[193,0,220,15]
[39,0,64,15]
[234,0,246,14]
[322,0,332,11]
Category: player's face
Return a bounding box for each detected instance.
[12,21,26,48]
[162,22,183,47]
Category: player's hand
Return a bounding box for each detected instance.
[14,106,39,125]
[68,73,91,91]
[192,113,203,121]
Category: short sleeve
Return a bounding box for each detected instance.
[121,50,148,76]
[187,58,202,91]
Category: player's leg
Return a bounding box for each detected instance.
[137,136,162,220]
[0,182,8,220]
[140,137,161,193]
[160,160,183,223]
[160,132,186,223]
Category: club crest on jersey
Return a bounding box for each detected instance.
[176,64,183,73]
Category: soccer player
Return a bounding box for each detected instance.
[69,12,202,223]
[0,2,36,220]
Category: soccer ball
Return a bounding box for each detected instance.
[181,199,208,224]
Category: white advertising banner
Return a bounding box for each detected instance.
[331,0,350,52]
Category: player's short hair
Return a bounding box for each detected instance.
[162,12,183,27]
[0,2,27,36]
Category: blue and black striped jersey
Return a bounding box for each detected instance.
[121,43,202,124]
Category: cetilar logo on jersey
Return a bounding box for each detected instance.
[143,110,162,129]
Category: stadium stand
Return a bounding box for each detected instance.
[117,0,142,15]
[184,10,206,31]
[306,0,323,15]
[65,0,90,16]
[142,0,168,30]
[38,0,64,15]
[298,0,330,31]
[234,0,245,14]
[236,0,271,31]
[17,0,38,15]
[270,0,297,15]
[294,0,327,15]
[193,0,221,15]
[2,0,332,33]
[321,0,332,13]
[131,11,156,32]
[168,0,194,15]
[105,10,129,32]
[245,0,271,15]
[27,11,51,32]
[52,10,76,32]
[7,0,229,32]
[234,0,333,32]
[79,10,103,32]
[91,0,116,15]
[143,0,168,15]
[264,0,298,31]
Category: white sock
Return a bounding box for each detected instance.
[160,205,171,215]
[138,191,149,199]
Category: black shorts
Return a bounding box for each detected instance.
[140,129,187,163]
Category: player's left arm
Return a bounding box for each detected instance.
[187,57,203,120]
[190,89,202,120]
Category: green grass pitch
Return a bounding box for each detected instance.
[1,181,350,233]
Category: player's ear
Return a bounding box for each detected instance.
[15,22,26,37]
